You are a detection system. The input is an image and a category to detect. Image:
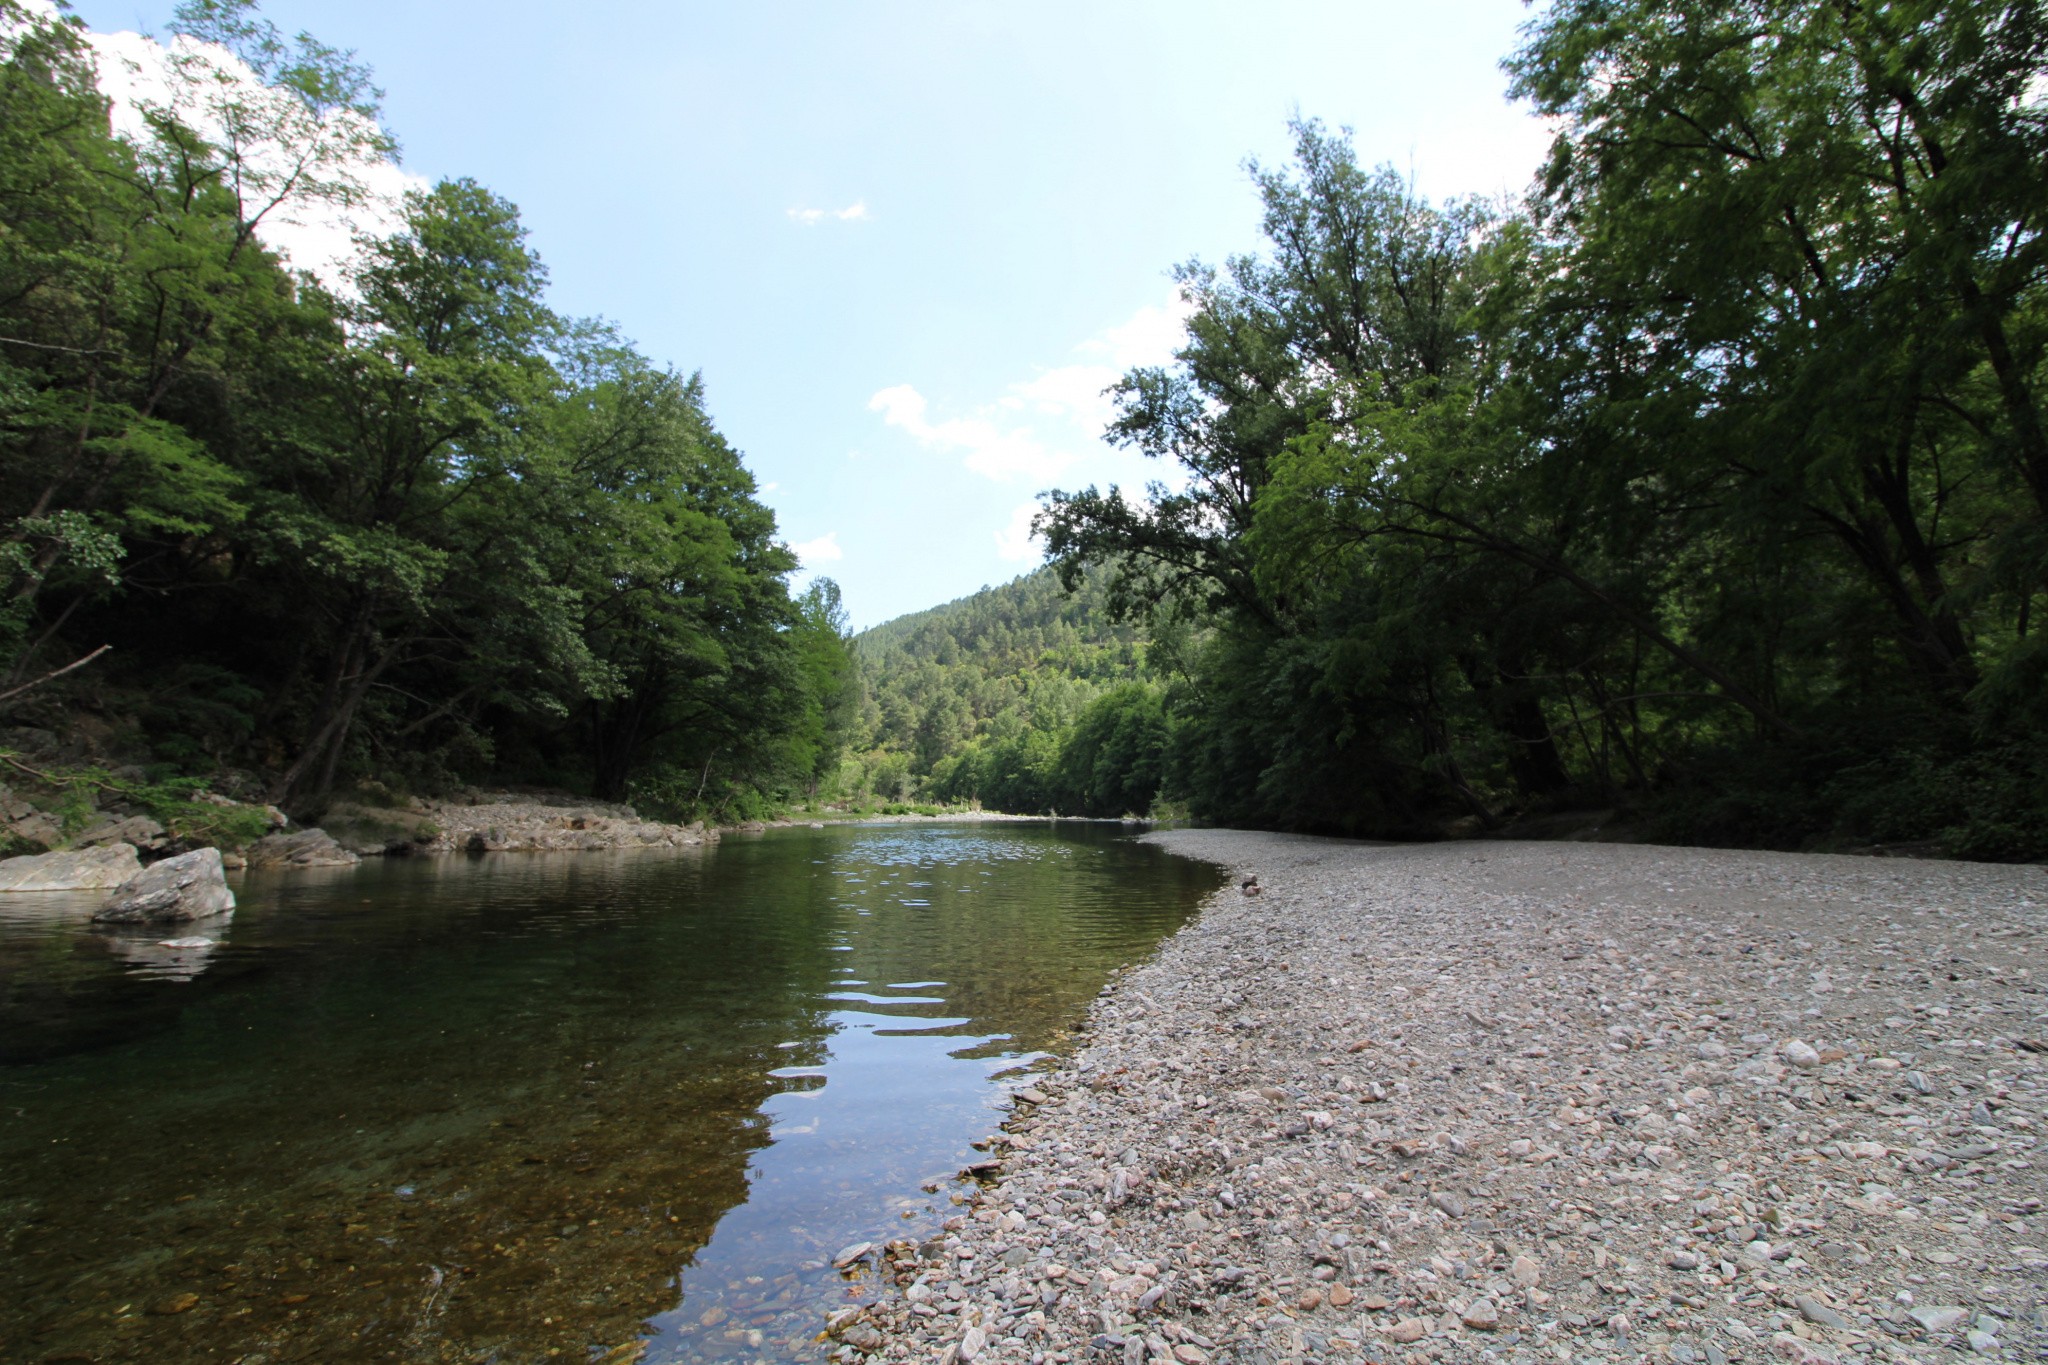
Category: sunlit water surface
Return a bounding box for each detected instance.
[0,821,1220,1363]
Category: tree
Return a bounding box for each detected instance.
[1507,0,2048,708]
[254,179,555,802]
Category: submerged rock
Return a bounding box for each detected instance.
[94,847,235,923]
[102,931,221,981]
[0,843,143,892]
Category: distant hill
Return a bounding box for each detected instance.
[841,566,1169,814]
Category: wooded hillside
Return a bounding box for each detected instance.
[842,566,1170,816]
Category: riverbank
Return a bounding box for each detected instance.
[321,797,1075,855]
[848,830,2047,1365]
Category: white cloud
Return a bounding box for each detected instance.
[866,286,1194,490]
[787,201,870,225]
[1077,288,1197,370]
[1003,364,1121,432]
[993,502,1043,564]
[64,19,420,289]
[868,384,1075,484]
[790,531,844,566]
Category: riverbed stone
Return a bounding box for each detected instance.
[0,842,143,891]
[842,832,2048,1365]
[1782,1039,1822,1068]
[94,846,235,923]
[1911,1306,1969,1333]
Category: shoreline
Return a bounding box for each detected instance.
[0,801,1152,895]
[842,829,2047,1364]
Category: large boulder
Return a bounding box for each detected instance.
[94,847,236,924]
[244,828,360,869]
[0,843,144,892]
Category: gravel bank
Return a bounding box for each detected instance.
[847,831,2048,1365]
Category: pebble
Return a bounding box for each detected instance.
[1911,1305,1969,1333]
[1387,1317,1427,1343]
[844,832,2048,1365]
[1795,1295,1848,1330]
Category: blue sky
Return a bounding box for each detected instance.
[68,0,1554,630]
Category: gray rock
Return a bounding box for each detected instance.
[0,783,33,823]
[77,814,167,851]
[244,828,360,869]
[1967,1329,2000,1354]
[1795,1295,1848,1330]
[318,802,439,855]
[1910,1306,1969,1333]
[0,843,142,891]
[1782,1039,1821,1068]
[1429,1190,1468,1218]
[5,810,62,849]
[93,847,235,923]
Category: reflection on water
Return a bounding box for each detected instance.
[0,821,1218,1363]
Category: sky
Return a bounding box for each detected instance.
[64,0,1556,630]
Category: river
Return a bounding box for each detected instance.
[0,820,1220,1364]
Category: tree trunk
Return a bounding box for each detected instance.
[1461,653,1572,797]
[589,694,650,802]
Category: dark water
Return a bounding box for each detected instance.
[0,821,1219,1364]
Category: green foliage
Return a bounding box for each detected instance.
[0,1,854,821]
[846,566,1171,815]
[1033,11,2048,858]
[0,750,274,848]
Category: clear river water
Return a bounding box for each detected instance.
[0,820,1220,1365]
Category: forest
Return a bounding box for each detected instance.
[6,0,2044,860]
[841,566,1170,818]
[0,0,858,825]
[861,0,2048,859]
